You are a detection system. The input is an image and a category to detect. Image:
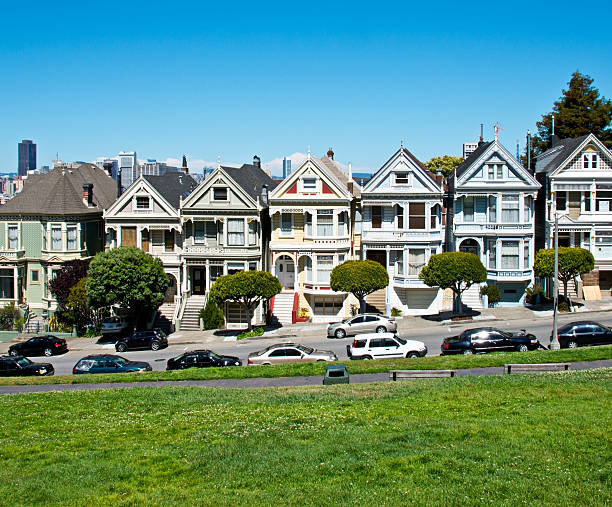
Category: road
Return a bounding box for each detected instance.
[5,310,612,376]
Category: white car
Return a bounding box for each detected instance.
[346,333,427,360]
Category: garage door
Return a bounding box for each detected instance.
[396,288,438,309]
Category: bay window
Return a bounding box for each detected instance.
[488,240,497,269]
[317,210,333,236]
[489,195,497,222]
[524,240,530,270]
[51,226,62,250]
[372,206,382,229]
[501,195,519,222]
[408,249,425,276]
[228,219,245,246]
[67,226,77,250]
[501,241,519,269]
[523,196,532,222]
[317,255,333,284]
[280,213,292,237]
[248,221,257,246]
[305,212,312,236]
[194,222,205,244]
[395,204,404,229]
[463,197,474,222]
[391,250,404,275]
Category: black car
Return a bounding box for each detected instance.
[73,354,152,374]
[441,327,541,355]
[0,356,54,376]
[115,329,168,352]
[554,321,612,348]
[8,335,68,357]
[166,350,242,370]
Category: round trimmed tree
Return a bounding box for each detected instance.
[209,270,281,331]
[330,260,389,313]
[419,252,487,314]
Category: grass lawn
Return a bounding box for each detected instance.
[0,345,610,386]
[0,369,610,506]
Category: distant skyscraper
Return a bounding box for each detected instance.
[282,157,291,179]
[18,140,36,176]
[462,142,478,159]
[118,151,137,188]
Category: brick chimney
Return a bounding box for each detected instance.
[181,154,189,173]
[327,147,334,160]
[82,183,93,207]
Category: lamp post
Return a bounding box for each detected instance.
[550,211,561,350]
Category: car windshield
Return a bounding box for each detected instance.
[498,330,513,338]
[297,345,314,354]
[16,357,32,367]
[394,336,407,345]
[208,352,221,360]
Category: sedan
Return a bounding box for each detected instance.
[248,343,337,365]
[8,335,68,357]
[441,327,541,355]
[554,321,612,348]
[0,356,54,376]
[327,314,397,339]
[73,354,152,374]
[167,350,242,370]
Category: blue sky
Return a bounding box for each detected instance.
[1,0,611,174]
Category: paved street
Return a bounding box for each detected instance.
[2,306,612,376]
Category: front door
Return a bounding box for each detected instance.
[192,268,206,295]
[276,257,294,289]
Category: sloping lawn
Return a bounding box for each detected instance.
[0,369,610,506]
[0,345,610,386]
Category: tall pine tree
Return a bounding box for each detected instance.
[531,71,612,154]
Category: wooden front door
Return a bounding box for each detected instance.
[192,268,206,295]
[121,227,137,247]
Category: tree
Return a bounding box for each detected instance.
[531,72,612,154]
[66,278,101,336]
[419,252,487,314]
[330,260,389,312]
[49,259,89,309]
[424,155,464,178]
[533,247,595,304]
[208,271,281,331]
[86,247,170,329]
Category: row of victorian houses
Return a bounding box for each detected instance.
[0,133,611,330]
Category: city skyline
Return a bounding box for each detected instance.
[1,1,611,172]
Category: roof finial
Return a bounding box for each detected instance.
[400,140,403,150]
[494,123,503,142]
[217,155,221,170]
[307,145,311,160]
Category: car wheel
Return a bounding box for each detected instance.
[463,349,474,355]
[376,326,386,333]
[362,355,373,360]
[567,340,578,349]
[406,352,419,359]
[517,344,528,352]
[151,341,160,351]
[335,329,346,339]
[9,349,18,357]
[262,362,271,365]
[116,343,127,352]
[44,348,53,357]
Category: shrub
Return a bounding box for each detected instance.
[0,303,19,330]
[297,308,310,319]
[199,300,225,330]
[391,307,403,317]
[237,327,264,340]
[525,283,544,304]
[558,301,570,312]
[480,285,501,306]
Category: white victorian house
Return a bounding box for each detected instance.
[361,147,444,315]
[449,138,541,306]
[535,133,612,295]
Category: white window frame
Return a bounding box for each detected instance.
[301,177,317,193]
[7,224,19,250]
[51,225,62,251]
[227,219,245,246]
[316,209,334,237]
[316,255,333,284]
[193,221,206,244]
[280,213,293,238]
[212,187,228,201]
[67,226,78,251]
[394,172,409,185]
[248,220,257,246]
[135,195,151,210]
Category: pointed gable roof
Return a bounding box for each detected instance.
[0,163,117,215]
[454,142,492,178]
[143,172,198,208]
[535,134,592,174]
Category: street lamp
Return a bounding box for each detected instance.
[550,210,560,350]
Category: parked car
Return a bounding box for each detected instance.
[101,317,132,338]
[167,350,242,370]
[248,343,337,365]
[327,314,397,339]
[554,321,612,348]
[346,333,427,360]
[72,354,152,374]
[115,329,168,352]
[8,335,68,357]
[0,356,54,376]
[441,327,540,355]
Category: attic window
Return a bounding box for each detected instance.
[213,187,228,201]
[583,153,598,169]
[302,178,317,192]
[136,196,150,209]
[395,172,409,185]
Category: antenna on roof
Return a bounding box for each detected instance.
[400,140,403,151]
[307,145,311,160]
[217,155,221,170]
[494,123,503,142]
[551,114,555,135]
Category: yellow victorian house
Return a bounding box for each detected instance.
[268,150,361,324]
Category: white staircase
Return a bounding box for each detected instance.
[179,295,207,331]
[271,291,294,325]
[155,302,176,334]
[461,284,484,311]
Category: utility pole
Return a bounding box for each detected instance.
[550,210,560,349]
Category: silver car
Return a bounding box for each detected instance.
[248,343,337,365]
[327,314,397,339]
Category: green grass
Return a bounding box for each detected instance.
[0,369,610,506]
[0,345,610,386]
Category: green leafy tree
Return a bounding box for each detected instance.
[424,155,464,178]
[209,271,281,331]
[531,71,612,154]
[533,247,595,303]
[66,278,101,336]
[0,302,19,330]
[419,252,487,314]
[86,247,170,329]
[49,259,89,309]
[330,260,389,312]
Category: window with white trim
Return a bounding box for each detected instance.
[302,178,317,192]
[523,196,532,222]
[280,213,292,237]
[0,269,14,298]
[395,172,409,185]
[408,203,426,229]
[489,196,497,222]
[213,187,228,201]
[338,211,347,236]
[391,250,404,275]
[463,197,474,222]
[305,212,312,236]
[496,164,503,179]
[583,153,598,169]
[218,221,224,245]
[136,196,150,209]
[31,269,40,284]
[317,255,333,284]
[501,241,519,269]
[51,226,62,250]
[317,210,333,237]
[8,225,18,250]
[67,226,77,250]
[304,256,312,282]
[248,221,257,246]
[501,195,519,222]
[408,249,425,276]
[488,240,497,269]
[395,204,404,229]
[524,240,530,269]
[194,222,205,244]
[227,219,245,246]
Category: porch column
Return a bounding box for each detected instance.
[205,259,210,292]
[385,244,391,315]
[13,267,18,302]
[182,263,188,293]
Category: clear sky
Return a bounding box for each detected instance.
[1,0,611,174]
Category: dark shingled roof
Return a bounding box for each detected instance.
[454,142,492,178]
[222,164,277,201]
[143,172,198,208]
[0,163,117,215]
[535,135,590,174]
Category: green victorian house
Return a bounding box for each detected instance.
[0,163,117,318]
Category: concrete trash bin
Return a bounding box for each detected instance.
[323,364,349,385]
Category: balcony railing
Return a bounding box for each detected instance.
[0,249,25,259]
[455,223,533,233]
[362,230,442,242]
[183,245,258,256]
